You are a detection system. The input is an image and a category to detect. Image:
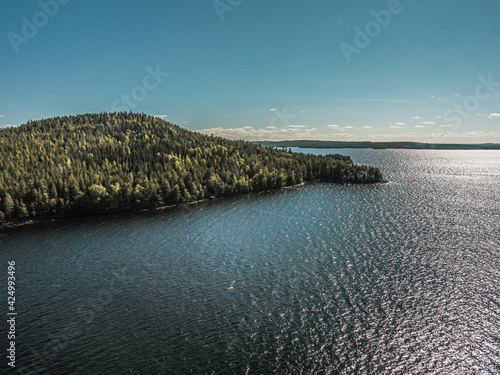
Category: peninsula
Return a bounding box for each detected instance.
[0,113,384,225]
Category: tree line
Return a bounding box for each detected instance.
[0,112,384,223]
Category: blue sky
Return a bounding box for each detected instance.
[1,0,500,143]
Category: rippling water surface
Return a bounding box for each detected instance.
[1,149,499,374]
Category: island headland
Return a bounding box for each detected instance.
[0,112,384,227]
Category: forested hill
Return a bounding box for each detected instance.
[0,112,383,224]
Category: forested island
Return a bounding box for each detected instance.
[0,113,384,225]
[258,140,500,150]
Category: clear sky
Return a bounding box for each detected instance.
[2,0,500,143]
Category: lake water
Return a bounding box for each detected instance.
[1,149,499,374]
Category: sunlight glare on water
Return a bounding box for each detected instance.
[1,149,499,374]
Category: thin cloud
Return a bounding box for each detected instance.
[154,114,168,119]
[4,124,17,128]
[362,126,373,129]
[414,125,425,128]
[390,125,403,129]
[426,130,500,139]
[326,124,340,128]
[395,122,405,125]
[286,125,307,128]
[198,125,317,141]
[422,121,435,125]
[333,99,415,103]
[488,113,500,119]
[0,115,3,118]
[344,126,354,129]
[412,116,420,119]
[314,132,358,139]
[439,124,453,128]
[269,108,278,111]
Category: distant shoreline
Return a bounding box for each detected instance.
[0,180,386,231]
[257,141,500,150]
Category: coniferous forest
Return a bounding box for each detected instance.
[0,112,384,224]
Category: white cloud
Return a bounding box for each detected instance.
[269,108,278,111]
[4,124,17,128]
[182,120,189,123]
[154,114,168,119]
[266,126,277,129]
[344,126,354,129]
[439,124,453,128]
[198,124,500,143]
[461,131,500,138]
[395,122,405,125]
[202,127,225,132]
[326,124,340,128]
[477,113,485,117]
[198,124,327,141]
[422,121,435,125]
[286,125,307,128]
[0,115,3,118]
[426,130,500,140]
[437,115,443,119]
[412,116,420,119]
[454,93,460,96]
[488,113,500,119]
[390,125,402,129]
[314,132,358,139]
[199,125,309,140]
[333,99,415,103]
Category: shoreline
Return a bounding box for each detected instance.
[0,180,387,231]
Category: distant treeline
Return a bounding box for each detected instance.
[258,140,500,150]
[0,113,384,223]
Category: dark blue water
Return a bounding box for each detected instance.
[1,149,499,374]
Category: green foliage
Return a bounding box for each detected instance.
[0,112,384,223]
